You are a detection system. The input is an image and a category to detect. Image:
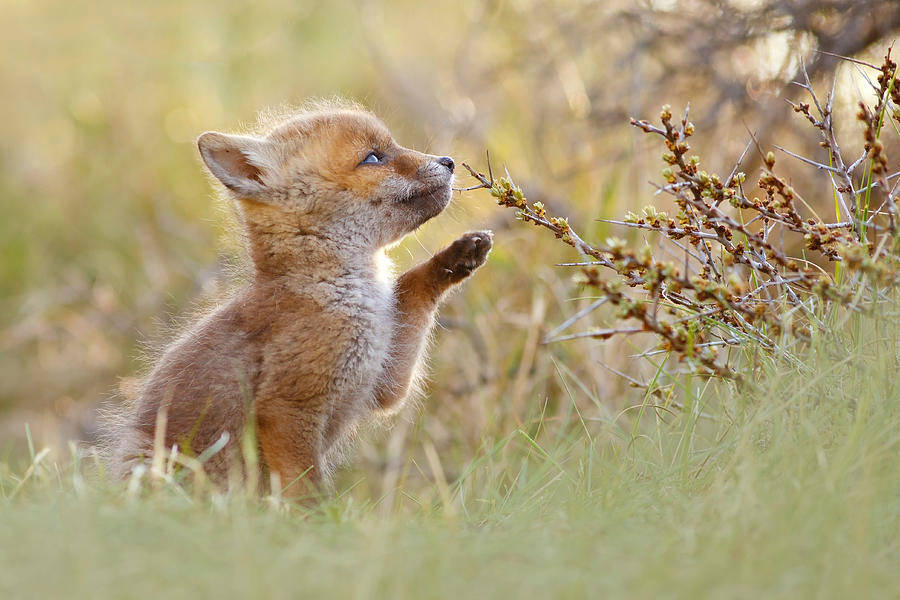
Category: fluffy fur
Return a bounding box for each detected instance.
[105,103,492,496]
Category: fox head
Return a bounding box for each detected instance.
[197,105,454,266]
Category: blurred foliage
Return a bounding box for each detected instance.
[1,0,899,481]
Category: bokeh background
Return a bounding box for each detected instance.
[2,0,898,493]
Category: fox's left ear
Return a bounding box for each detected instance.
[197,132,273,198]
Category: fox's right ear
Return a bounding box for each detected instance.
[197,132,273,198]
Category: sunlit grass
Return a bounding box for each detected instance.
[2,3,899,598]
[2,310,897,599]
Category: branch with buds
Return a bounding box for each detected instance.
[464,49,900,387]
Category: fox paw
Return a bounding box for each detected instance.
[437,230,493,283]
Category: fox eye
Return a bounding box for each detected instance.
[360,151,382,165]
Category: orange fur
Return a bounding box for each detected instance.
[105,104,491,496]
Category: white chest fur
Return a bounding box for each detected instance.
[316,253,395,412]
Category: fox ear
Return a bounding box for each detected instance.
[197,132,272,198]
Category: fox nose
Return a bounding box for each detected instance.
[437,156,455,173]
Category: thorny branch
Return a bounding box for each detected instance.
[464,50,900,386]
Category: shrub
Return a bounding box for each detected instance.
[464,50,900,389]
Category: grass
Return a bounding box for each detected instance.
[1,309,897,599]
[2,3,899,598]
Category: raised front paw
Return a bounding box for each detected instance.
[436,230,493,283]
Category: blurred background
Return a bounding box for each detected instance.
[2,0,898,492]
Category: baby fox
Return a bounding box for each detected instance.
[108,102,491,495]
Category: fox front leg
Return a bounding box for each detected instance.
[374,231,493,410]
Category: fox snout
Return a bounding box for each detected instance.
[436,156,455,173]
[413,155,455,192]
[397,154,455,222]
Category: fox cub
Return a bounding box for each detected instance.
[108,103,491,494]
